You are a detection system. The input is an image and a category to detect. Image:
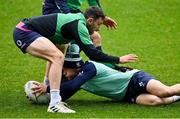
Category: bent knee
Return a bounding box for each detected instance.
[91,32,101,47]
[91,32,101,40]
[50,51,64,64]
[157,88,172,97]
[148,97,164,106]
[136,94,165,106]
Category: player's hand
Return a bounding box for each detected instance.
[31,82,47,96]
[103,16,117,29]
[119,54,138,63]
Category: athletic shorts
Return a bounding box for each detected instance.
[43,7,60,15]
[13,22,42,53]
[123,71,155,103]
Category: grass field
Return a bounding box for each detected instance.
[0,0,180,118]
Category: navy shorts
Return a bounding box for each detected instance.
[123,71,155,103]
[43,7,60,15]
[13,22,42,53]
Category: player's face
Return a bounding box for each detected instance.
[87,17,103,35]
[92,18,103,31]
[63,68,79,80]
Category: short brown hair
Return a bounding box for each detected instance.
[84,7,106,20]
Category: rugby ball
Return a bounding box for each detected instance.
[24,80,50,104]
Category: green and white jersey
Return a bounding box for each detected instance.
[24,13,91,45]
[81,61,139,101]
[53,13,89,44]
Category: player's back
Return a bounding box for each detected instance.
[81,61,139,101]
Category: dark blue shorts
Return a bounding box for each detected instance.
[43,7,60,15]
[123,71,155,103]
[13,22,42,53]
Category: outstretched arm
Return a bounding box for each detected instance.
[33,62,96,101]
[59,62,96,101]
[75,23,137,64]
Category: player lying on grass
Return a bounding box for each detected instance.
[31,44,180,106]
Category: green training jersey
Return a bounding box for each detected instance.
[81,61,139,101]
[23,13,119,63]
[53,13,92,44]
[25,13,92,45]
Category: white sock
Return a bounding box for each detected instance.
[50,89,62,106]
[172,95,180,101]
[43,76,49,86]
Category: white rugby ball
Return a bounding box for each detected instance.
[24,80,50,104]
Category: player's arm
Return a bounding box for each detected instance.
[48,62,96,101]
[33,62,96,100]
[79,43,120,64]
[55,0,70,13]
[76,23,138,64]
[61,20,137,64]
[76,22,120,64]
[59,62,96,101]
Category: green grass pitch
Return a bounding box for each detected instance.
[0,0,180,118]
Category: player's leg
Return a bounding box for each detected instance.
[136,93,180,106]
[43,44,69,86]
[13,23,75,113]
[56,44,69,54]
[146,79,180,97]
[26,37,75,113]
[26,37,64,90]
[42,3,60,15]
[43,61,51,85]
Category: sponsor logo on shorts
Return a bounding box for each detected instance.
[17,40,26,49]
[139,82,145,87]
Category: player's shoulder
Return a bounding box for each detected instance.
[87,60,109,73]
[79,61,97,75]
[83,61,96,70]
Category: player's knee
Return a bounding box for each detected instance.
[91,31,101,40]
[157,88,172,97]
[149,97,163,106]
[51,51,64,64]
[91,32,101,47]
[93,39,101,47]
